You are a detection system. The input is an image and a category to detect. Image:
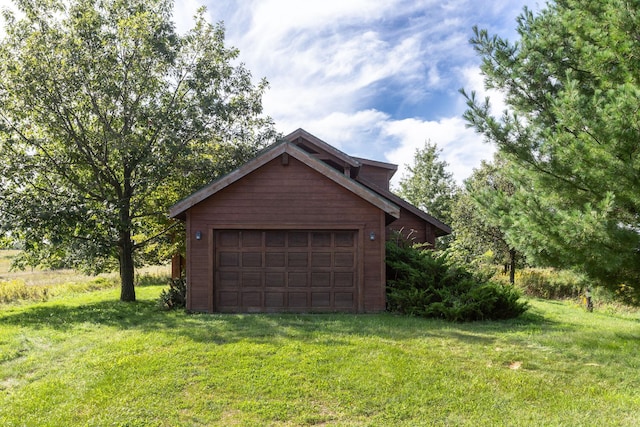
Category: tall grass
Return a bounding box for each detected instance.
[0,250,170,304]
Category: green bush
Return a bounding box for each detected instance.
[159,277,186,310]
[386,239,528,321]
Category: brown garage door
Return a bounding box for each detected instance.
[214,230,358,312]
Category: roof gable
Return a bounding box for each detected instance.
[284,128,361,170]
[169,141,400,219]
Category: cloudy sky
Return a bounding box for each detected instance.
[1,0,538,185]
[173,0,537,186]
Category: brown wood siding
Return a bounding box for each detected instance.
[185,156,387,313]
[357,164,392,190]
[386,208,436,247]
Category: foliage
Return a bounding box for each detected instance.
[449,157,522,282]
[2,286,639,426]
[396,140,458,227]
[497,267,587,300]
[462,0,640,300]
[386,237,528,321]
[158,277,186,310]
[0,0,277,302]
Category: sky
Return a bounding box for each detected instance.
[0,0,538,186]
[174,0,538,186]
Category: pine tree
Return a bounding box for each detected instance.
[462,0,640,300]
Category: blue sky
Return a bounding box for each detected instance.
[1,0,537,185]
[172,0,537,186]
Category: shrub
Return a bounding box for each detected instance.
[159,277,186,310]
[386,238,528,321]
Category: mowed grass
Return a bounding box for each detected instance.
[1,283,638,426]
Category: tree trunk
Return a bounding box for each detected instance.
[119,234,136,301]
[509,248,516,285]
[118,191,136,302]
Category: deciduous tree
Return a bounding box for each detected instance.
[0,0,276,301]
[449,157,522,284]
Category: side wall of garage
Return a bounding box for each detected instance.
[184,154,387,313]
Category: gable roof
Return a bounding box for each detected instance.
[353,157,398,176]
[169,141,400,220]
[284,128,361,169]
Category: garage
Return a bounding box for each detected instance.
[214,229,358,312]
[169,132,444,313]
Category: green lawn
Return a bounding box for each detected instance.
[1,283,639,426]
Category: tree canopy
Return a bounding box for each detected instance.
[449,156,522,284]
[462,0,640,299]
[0,0,277,301]
[396,140,457,227]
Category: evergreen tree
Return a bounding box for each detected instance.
[462,0,640,299]
[397,140,457,226]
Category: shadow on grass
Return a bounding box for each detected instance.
[0,295,556,348]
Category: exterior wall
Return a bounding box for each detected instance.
[184,155,387,313]
[386,208,437,247]
[357,164,393,190]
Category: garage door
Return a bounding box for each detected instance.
[214,230,358,312]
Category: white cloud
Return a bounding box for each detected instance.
[1,0,529,188]
[458,65,509,116]
[172,0,210,34]
[383,116,495,188]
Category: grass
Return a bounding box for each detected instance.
[1,281,639,426]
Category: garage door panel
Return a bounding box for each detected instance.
[242,272,261,287]
[265,292,285,308]
[289,232,308,246]
[311,252,332,267]
[219,252,239,267]
[219,291,239,306]
[335,252,353,267]
[288,253,308,267]
[312,292,331,307]
[289,292,308,307]
[266,252,285,267]
[335,292,354,307]
[311,232,331,247]
[219,231,239,247]
[335,232,354,247]
[266,231,286,247]
[242,230,262,247]
[215,230,358,312]
[289,272,308,287]
[335,272,354,287]
[219,271,239,286]
[242,252,262,267]
[242,292,261,307]
[265,272,285,287]
[311,272,331,287]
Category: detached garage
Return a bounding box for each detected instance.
[169,129,450,313]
